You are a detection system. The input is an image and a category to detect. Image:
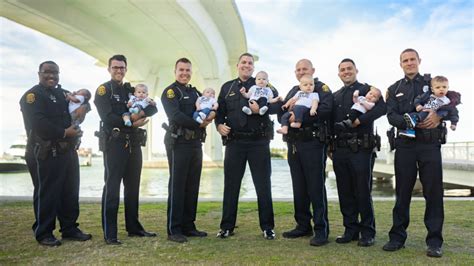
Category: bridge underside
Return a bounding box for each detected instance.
[1,0,247,161]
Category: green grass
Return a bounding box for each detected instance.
[1,201,473,265]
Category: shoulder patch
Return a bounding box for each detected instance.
[97,85,106,96]
[26,93,35,104]
[322,84,330,92]
[166,88,175,99]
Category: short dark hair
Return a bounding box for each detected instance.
[175,57,192,69]
[338,58,356,68]
[400,48,420,61]
[38,61,58,71]
[432,75,449,84]
[108,54,127,67]
[238,52,254,63]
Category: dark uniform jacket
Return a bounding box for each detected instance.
[333,81,387,135]
[20,84,71,142]
[94,80,157,133]
[386,73,430,130]
[215,77,276,133]
[281,78,333,127]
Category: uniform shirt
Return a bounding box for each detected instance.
[292,91,319,108]
[333,81,386,134]
[197,96,217,110]
[94,80,157,133]
[216,77,273,132]
[20,84,71,141]
[248,85,274,101]
[281,78,333,127]
[386,73,429,129]
[161,81,201,130]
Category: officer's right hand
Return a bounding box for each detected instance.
[217,123,231,136]
[64,125,80,138]
[200,120,211,128]
[133,117,149,128]
[131,112,145,121]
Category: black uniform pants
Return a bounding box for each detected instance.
[26,147,80,241]
[165,141,202,235]
[389,139,444,248]
[287,140,329,240]
[220,139,274,231]
[333,148,375,239]
[102,139,144,240]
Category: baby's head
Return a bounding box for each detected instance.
[431,76,449,97]
[299,74,315,93]
[202,88,216,98]
[365,87,382,103]
[255,71,269,88]
[75,88,91,103]
[134,84,148,99]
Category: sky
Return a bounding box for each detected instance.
[1,0,473,153]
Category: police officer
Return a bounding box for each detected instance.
[383,49,445,258]
[280,59,332,246]
[161,58,209,243]
[332,58,386,247]
[20,61,92,246]
[215,53,276,240]
[94,55,157,245]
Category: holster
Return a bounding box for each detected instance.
[387,127,395,151]
[95,121,107,152]
[30,134,52,160]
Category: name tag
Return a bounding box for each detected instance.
[396,93,404,97]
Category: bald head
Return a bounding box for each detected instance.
[295,59,315,81]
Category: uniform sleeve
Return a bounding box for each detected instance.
[386,85,407,129]
[215,83,228,126]
[93,84,124,127]
[268,85,281,115]
[20,91,65,140]
[161,87,199,129]
[143,104,158,117]
[414,92,428,106]
[314,84,333,122]
[357,97,386,125]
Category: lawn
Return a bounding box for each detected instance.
[0,201,473,265]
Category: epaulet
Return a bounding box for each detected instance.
[423,73,431,83]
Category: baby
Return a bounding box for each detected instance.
[277,75,319,134]
[67,88,92,126]
[334,87,382,131]
[401,75,460,138]
[123,84,156,127]
[193,88,219,124]
[240,71,280,116]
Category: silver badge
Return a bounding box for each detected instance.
[422,85,429,93]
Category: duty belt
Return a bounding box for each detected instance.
[230,130,269,140]
[335,133,380,152]
[285,126,326,143]
[398,128,446,144]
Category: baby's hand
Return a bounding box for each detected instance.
[353,90,359,97]
[239,87,246,94]
[416,105,423,112]
[450,124,457,131]
[310,109,317,116]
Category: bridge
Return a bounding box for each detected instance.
[327,141,474,193]
[1,0,247,161]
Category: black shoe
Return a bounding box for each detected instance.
[216,229,234,239]
[282,228,313,239]
[62,230,92,241]
[335,233,359,244]
[358,237,375,247]
[38,236,61,247]
[427,246,442,258]
[168,234,188,243]
[310,237,329,246]
[128,230,157,237]
[183,229,208,237]
[382,240,404,251]
[105,238,122,245]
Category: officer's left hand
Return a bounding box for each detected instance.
[352,119,361,127]
[133,117,149,127]
[249,100,259,114]
[417,109,441,129]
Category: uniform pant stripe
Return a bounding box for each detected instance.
[33,144,41,237]
[168,149,175,235]
[103,151,109,237]
[320,145,329,237]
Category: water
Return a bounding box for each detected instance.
[0,158,397,199]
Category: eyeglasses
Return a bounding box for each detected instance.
[39,71,59,75]
[111,66,126,71]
